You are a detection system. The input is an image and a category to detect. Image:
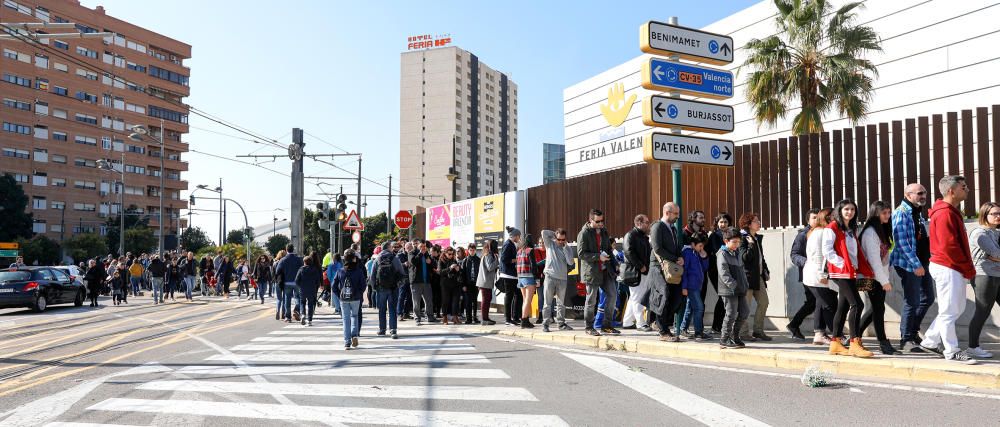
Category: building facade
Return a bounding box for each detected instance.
[399,46,517,212]
[1,0,191,248]
[542,142,564,184]
[564,0,1000,191]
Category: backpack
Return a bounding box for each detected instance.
[375,256,398,289]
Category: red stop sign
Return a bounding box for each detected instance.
[394,210,413,229]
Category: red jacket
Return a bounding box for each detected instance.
[928,199,975,280]
[826,222,868,280]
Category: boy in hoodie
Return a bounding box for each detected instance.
[717,227,750,349]
[920,176,977,364]
[679,232,711,340]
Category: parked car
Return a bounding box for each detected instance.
[0,266,86,312]
[53,265,85,288]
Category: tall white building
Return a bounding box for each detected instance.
[564,0,1000,179]
[400,46,518,212]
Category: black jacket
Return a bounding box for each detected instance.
[147,258,167,278]
[83,265,106,289]
[650,220,682,265]
[166,264,181,284]
[295,264,323,292]
[789,228,808,282]
[180,257,197,276]
[739,230,770,290]
[407,250,433,284]
[624,227,652,276]
[463,254,481,285]
[253,261,273,282]
[499,239,518,277]
[438,258,462,289]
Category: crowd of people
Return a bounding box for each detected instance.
[59,175,999,361]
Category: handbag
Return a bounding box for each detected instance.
[856,278,875,292]
[619,262,640,286]
[654,252,684,285]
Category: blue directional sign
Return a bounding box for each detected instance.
[641,58,734,100]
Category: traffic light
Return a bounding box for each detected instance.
[336,194,348,221]
[189,195,195,206]
[316,201,331,229]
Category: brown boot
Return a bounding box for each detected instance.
[848,337,874,358]
[829,337,850,356]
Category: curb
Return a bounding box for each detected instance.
[472,327,1000,389]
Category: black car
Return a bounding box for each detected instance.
[0,266,86,312]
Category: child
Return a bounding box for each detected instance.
[110,270,126,305]
[717,227,750,349]
[679,232,711,340]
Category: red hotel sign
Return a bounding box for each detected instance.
[407,34,452,50]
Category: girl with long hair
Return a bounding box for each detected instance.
[967,202,1000,359]
[858,201,901,355]
[477,239,500,325]
[438,247,463,325]
[802,208,836,345]
[823,199,873,358]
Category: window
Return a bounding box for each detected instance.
[75,135,97,146]
[76,46,98,59]
[51,154,66,164]
[51,177,65,187]
[126,144,145,154]
[102,136,113,150]
[34,101,47,115]
[33,126,48,139]
[2,49,17,60]
[51,201,65,210]
[53,40,68,50]
[75,114,98,125]
[73,203,96,212]
[148,66,189,86]
[148,105,188,123]
[125,164,145,175]
[3,73,31,87]
[52,131,67,141]
[50,224,62,233]
[31,172,46,186]
[3,98,30,111]
[53,86,67,96]
[53,62,67,72]
[75,68,98,80]
[75,91,98,103]
[32,221,45,233]
[34,55,48,69]
[125,103,145,114]
[73,181,96,190]
[52,109,67,119]
[3,122,31,135]
[126,61,146,73]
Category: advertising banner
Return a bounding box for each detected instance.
[473,194,505,247]
[450,200,475,248]
[426,205,451,247]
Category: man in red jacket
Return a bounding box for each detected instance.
[920,175,977,364]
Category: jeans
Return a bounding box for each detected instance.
[397,280,412,315]
[275,284,286,318]
[680,290,705,335]
[807,286,837,334]
[301,286,318,321]
[441,285,461,316]
[788,283,816,330]
[721,294,749,341]
[255,280,268,303]
[376,288,398,332]
[130,277,141,296]
[340,299,362,346]
[283,283,301,320]
[896,265,935,342]
[151,278,164,303]
[410,282,434,320]
[331,291,342,314]
[542,277,568,326]
[832,279,863,338]
[969,275,1000,348]
[584,273,617,329]
[921,263,968,358]
[183,276,195,299]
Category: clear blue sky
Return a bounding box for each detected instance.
[81,0,760,242]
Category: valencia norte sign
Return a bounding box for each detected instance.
[639,19,735,168]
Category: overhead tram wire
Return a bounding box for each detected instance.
[0,24,286,151]
[307,156,436,203]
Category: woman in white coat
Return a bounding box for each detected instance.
[858,201,901,355]
[802,208,836,345]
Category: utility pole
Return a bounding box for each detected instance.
[218,178,224,246]
[290,128,305,252]
[387,174,393,237]
[356,156,362,221]
[158,118,164,255]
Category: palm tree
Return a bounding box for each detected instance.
[742,0,881,134]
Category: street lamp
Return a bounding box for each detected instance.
[129,120,165,254]
[273,216,286,237]
[95,154,125,256]
[445,135,459,203]
[196,183,223,245]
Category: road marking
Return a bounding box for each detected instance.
[44,422,147,427]
[263,332,467,341]
[563,352,770,427]
[231,343,475,351]
[139,380,537,401]
[88,398,570,426]
[488,337,1000,402]
[206,352,490,364]
[177,364,510,378]
[0,363,170,427]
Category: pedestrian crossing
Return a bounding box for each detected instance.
[50,309,571,426]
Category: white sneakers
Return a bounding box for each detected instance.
[966,347,993,359]
[946,350,978,365]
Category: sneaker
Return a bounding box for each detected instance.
[751,332,773,342]
[351,337,358,348]
[919,342,944,357]
[585,328,601,336]
[307,320,312,326]
[344,345,351,350]
[720,338,739,349]
[946,350,979,365]
[391,330,398,339]
[733,336,746,348]
[622,324,637,330]
[542,324,550,332]
[967,347,994,359]
[377,330,386,336]
[504,320,514,326]
[814,334,832,345]
[639,326,653,333]
[601,327,621,335]
[482,319,497,325]
[786,325,806,340]
[559,323,574,331]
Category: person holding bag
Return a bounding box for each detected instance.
[858,201,901,355]
[621,215,653,332]
[823,199,874,358]
[649,202,685,341]
[332,250,368,349]
[476,239,500,325]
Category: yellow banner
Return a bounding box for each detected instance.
[473,194,504,235]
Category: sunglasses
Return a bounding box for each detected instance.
[594,219,605,224]
[556,238,567,242]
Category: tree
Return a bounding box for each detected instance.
[0,175,33,241]
[265,234,290,256]
[63,233,108,263]
[124,227,157,254]
[226,227,253,245]
[105,204,149,255]
[181,226,212,253]
[16,235,60,265]
[742,0,881,134]
[360,212,389,255]
[302,208,330,256]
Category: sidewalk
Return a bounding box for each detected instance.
[471,317,1000,390]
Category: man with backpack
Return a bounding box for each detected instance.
[374,242,407,338]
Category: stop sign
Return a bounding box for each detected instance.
[394,210,413,229]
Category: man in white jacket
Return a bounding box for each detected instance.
[541,228,576,332]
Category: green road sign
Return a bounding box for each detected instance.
[0,250,19,257]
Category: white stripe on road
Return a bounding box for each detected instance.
[177,365,510,379]
[563,352,770,427]
[44,423,147,427]
[87,398,570,427]
[231,343,476,351]
[263,332,467,341]
[139,380,537,401]
[206,353,490,364]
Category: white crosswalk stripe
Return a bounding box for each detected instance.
[138,380,538,400]
[230,343,476,351]
[177,365,511,379]
[205,352,491,363]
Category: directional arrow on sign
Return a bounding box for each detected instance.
[653,65,665,80]
[654,102,665,118]
[722,145,732,160]
[720,43,731,56]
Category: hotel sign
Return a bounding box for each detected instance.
[407,34,453,50]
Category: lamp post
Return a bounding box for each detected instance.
[196,183,223,245]
[129,119,165,254]
[445,135,458,203]
[96,153,125,256]
[273,216,286,237]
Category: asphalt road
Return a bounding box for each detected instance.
[1,294,998,426]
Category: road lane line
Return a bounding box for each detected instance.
[176,365,510,379]
[206,352,490,364]
[563,352,770,427]
[139,380,537,401]
[230,343,475,351]
[262,332,467,341]
[44,422,147,427]
[87,398,570,426]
